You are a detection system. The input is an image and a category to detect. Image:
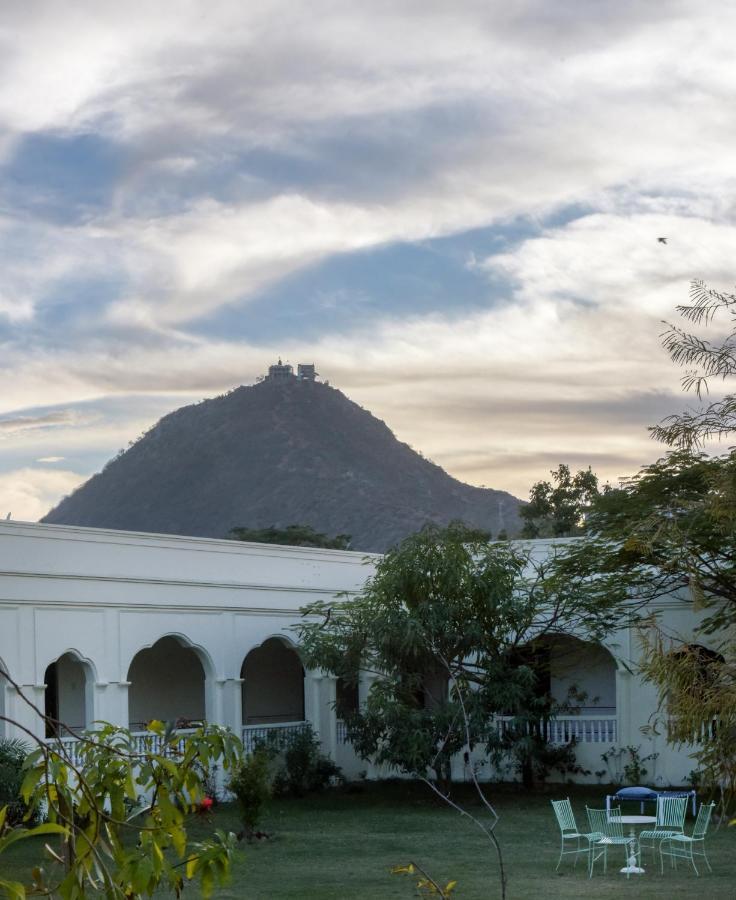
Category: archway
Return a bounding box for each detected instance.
[44,652,95,737]
[241,638,305,725]
[544,635,617,715]
[127,636,208,731]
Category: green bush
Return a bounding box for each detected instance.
[273,726,341,797]
[228,748,272,839]
[0,738,35,825]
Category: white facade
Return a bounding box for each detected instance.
[0,520,714,787]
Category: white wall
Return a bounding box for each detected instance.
[0,520,721,788]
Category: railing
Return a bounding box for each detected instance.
[46,729,200,766]
[335,715,617,748]
[242,721,310,755]
[491,715,617,744]
[336,720,350,744]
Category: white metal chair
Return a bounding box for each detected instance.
[639,795,687,860]
[659,802,715,876]
[551,798,602,871]
[586,806,631,877]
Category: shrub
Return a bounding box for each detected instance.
[0,738,35,825]
[228,748,272,839]
[273,726,341,797]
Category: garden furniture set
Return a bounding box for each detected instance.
[551,794,716,878]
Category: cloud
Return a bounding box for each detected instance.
[1,1,736,504]
[36,456,65,463]
[0,468,86,522]
[0,410,93,436]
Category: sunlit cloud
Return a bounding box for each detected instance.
[1,1,735,518]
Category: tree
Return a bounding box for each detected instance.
[558,281,736,816]
[297,523,621,865]
[0,670,241,899]
[652,279,736,447]
[520,464,601,538]
[229,524,351,550]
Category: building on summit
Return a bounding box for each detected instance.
[264,359,318,383]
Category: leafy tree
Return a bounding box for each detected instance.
[229,524,351,550]
[558,282,736,816]
[520,464,601,538]
[297,522,621,788]
[0,671,242,899]
[298,523,622,899]
[652,279,736,447]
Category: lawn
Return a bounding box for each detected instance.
[2,782,734,898]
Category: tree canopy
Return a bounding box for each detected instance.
[297,522,623,790]
[229,524,351,550]
[652,278,736,447]
[520,464,601,538]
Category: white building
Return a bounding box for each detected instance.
[0,520,714,786]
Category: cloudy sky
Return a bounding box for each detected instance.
[1,0,734,520]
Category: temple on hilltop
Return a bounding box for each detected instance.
[263,359,318,383]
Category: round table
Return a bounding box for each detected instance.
[618,815,656,875]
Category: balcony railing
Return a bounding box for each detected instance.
[336,714,617,747]
[242,721,310,755]
[492,715,617,744]
[46,729,200,767]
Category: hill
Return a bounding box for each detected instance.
[42,379,522,551]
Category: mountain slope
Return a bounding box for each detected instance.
[42,380,522,551]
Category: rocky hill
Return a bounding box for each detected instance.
[42,379,522,551]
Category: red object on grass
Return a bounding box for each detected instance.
[200,797,214,812]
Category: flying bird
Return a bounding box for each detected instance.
[657,237,668,244]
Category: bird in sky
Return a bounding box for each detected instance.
[657,237,668,244]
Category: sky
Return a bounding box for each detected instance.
[1,0,735,521]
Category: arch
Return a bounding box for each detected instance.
[241,637,305,725]
[127,635,212,731]
[43,650,96,737]
[514,634,617,715]
[123,632,216,683]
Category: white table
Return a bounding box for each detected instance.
[618,815,656,875]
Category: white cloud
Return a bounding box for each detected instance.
[36,456,65,463]
[0,468,86,522]
[1,1,736,500]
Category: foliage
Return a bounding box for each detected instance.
[0,740,35,827]
[580,450,736,633]
[229,524,351,550]
[0,715,242,900]
[272,726,341,797]
[651,278,736,448]
[520,464,601,538]
[600,745,659,786]
[391,862,457,897]
[298,522,623,792]
[228,748,272,839]
[0,805,67,900]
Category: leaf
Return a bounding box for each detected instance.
[19,767,43,804]
[0,879,25,900]
[444,880,458,893]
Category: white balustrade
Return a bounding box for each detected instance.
[241,721,310,755]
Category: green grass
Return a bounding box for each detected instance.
[2,782,734,898]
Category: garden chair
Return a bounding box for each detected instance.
[639,795,687,861]
[659,802,715,876]
[586,806,631,877]
[550,799,602,871]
